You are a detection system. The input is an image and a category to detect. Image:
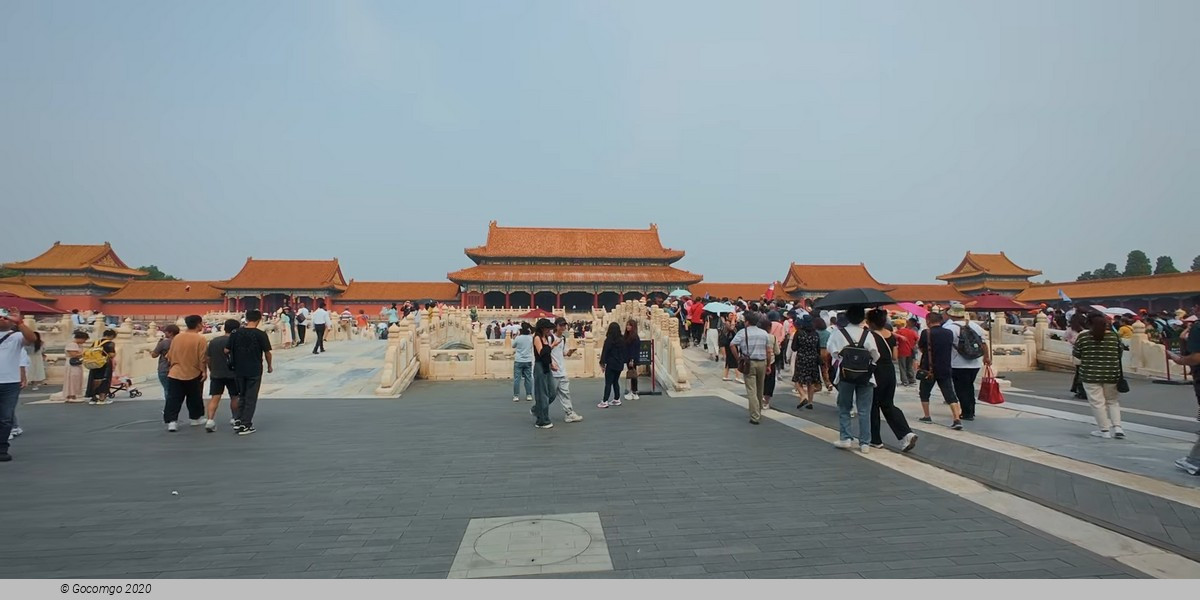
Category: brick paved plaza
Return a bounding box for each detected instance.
[0,379,1143,579]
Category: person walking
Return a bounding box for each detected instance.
[759,316,780,411]
[0,309,36,461]
[310,301,330,354]
[163,315,208,432]
[816,316,834,392]
[791,315,822,409]
[85,329,117,404]
[722,313,742,383]
[826,306,880,452]
[729,312,773,425]
[1168,298,1200,473]
[917,312,964,429]
[549,317,583,423]
[294,304,309,346]
[23,332,45,391]
[943,303,990,421]
[278,309,293,349]
[339,308,353,341]
[204,319,241,432]
[356,310,370,339]
[598,322,627,408]
[1074,312,1126,440]
[226,309,273,435]
[867,309,918,451]
[894,319,918,387]
[150,324,180,399]
[64,330,88,402]
[688,298,706,346]
[512,322,534,402]
[530,318,557,429]
[623,319,641,401]
[705,309,722,361]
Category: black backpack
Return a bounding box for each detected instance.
[837,329,874,383]
[955,321,985,360]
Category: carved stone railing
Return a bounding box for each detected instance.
[1029,314,1186,380]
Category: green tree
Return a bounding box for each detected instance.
[0,267,19,278]
[1076,271,1096,281]
[1123,250,1151,277]
[1191,255,1200,272]
[1098,263,1121,279]
[136,265,179,281]
[1154,256,1179,275]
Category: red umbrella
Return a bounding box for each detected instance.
[965,292,1033,312]
[517,308,556,320]
[0,291,65,315]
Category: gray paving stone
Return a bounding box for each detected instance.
[0,384,1145,579]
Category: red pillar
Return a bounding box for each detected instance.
[556,292,561,309]
[593,292,599,308]
[505,293,511,309]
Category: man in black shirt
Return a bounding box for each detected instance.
[916,312,964,430]
[225,309,273,435]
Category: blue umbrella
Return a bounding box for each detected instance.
[703,302,736,314]
[669,289,691,298]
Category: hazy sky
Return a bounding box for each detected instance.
[3,1,1197,285]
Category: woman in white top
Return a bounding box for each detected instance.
[25,332,46,390]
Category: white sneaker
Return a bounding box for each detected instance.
[512,396,520,402]
[526,395,533,401]
[624,392,633,400]
[901,433,918,453]
[10,427,22,437]
[833,439,854,449]
[189,418,205,427]
[860,444,870,454]
[167,422,178,432]
[230,418,238,426]
[565,412,583,423]
[1113,426,1126,440]
[1090,430,1112,439]
[632,393,640,400]
[205,419,216,432]
[1175,458,1200,475]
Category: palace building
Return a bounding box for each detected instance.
[215,258,349,314]
[937,252,1042,296]
[448,222,703,310]
[2,242,146,312]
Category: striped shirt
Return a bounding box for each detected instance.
[731,326,771,360]
[1072,330,1122,384]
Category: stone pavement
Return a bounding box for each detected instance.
[678,343,1200,564]
[0,379,1142,579]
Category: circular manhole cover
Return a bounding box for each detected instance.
[474,519,592,567]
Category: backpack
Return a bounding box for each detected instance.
[81,340,109,370]
[955,321,985,360]
[837,329,873,383]
[296,312,306,324]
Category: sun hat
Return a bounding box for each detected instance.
[947,302,967,318]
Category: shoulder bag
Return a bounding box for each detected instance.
[1116,334,1130,393]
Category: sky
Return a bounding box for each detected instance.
[3,0,1198,285]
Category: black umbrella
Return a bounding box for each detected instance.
[812,288,896,310]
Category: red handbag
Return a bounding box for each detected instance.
[979,366,1005,405]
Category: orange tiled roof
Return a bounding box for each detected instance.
[953,280,1032,293]
[20,275,127,290]
[3,242,146,277]
[0,278,55,301]
[448,264,703,286]
[1016,272,1200,303]
[104,281,224,301]
[883,283,969,303]
[465,222,685,262]
[938,252,1041,280]
[781,263,884,294]
[217,259,348,291]
[340,281,460,302]
[689,283,770,300]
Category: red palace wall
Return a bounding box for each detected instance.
[102,301,224,319]
[53,295,106,314]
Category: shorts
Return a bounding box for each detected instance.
[209,377,240,397]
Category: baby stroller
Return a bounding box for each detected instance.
[106,376,142,399]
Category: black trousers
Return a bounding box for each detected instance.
[871,367,911,444]
[764,368,776,398]
[234,376,263,426]
[312,324,326,353]
[603,368,622,401]
[952,368,980,418]
[919,374,959,405]
[627,369,639,393]
[689,323,703,344]
[164,376,205,423]
[296,324,307,344]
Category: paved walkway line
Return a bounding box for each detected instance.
[1003,388,1200,425]
[672,385,1200,578]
